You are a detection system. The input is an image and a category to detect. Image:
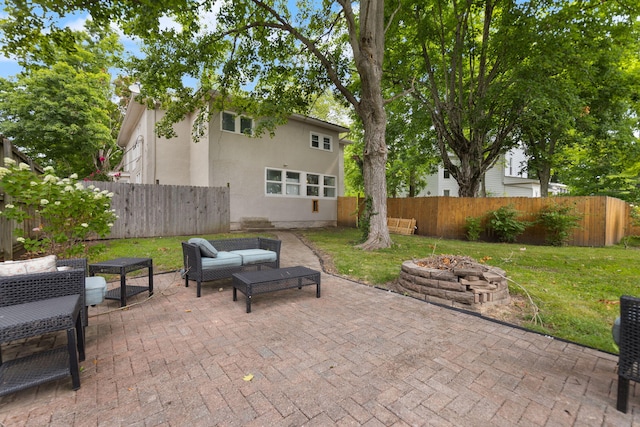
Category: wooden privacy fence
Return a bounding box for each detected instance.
[1,180,230,259]
[338,196,634,247]
[1,138,45,260]
[83,181,230,239]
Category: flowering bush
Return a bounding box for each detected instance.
[0,158,118,257]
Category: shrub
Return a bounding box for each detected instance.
[537,202,582,246]
[0,158,117,258]
[487,204,530,243]
[465,216,483,241]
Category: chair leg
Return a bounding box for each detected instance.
[197,280,201,297]
[76,312,85,362]
[617,376,629,413]
[67,328,81,390]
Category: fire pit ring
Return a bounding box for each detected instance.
[396,255,510,312]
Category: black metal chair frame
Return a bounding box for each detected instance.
[617,294,640,413]
[0,260,87,395]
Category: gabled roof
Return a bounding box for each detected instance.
[116,96,351,148]
[289,114,349,134]
[117,97,147,148]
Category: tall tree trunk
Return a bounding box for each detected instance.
[409,169,416,197]
[351,0,391,250]
[538,168,551,197]
[357,98,391,249]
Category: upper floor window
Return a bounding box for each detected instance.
[443,169,450,179]
[221,111,253,135]
[310,132,332,151]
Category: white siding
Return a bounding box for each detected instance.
[418,145,541,198]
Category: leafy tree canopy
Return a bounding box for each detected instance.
[1,0,395,249]
[0,20,124,178]
[385,0,640,197]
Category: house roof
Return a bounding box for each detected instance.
[288,114,350,134]
[117,96,147,148]
[116,95,351,148]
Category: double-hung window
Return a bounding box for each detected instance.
[306,174,319,196]
[266,169,282,194]
[323,176,336,197]
[285,171,301,195]
[265,168,337,198]
[310,132,332,151]
[221,112,254,135]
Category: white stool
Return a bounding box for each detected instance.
[85,276,107,324]
[85,276,107,305]
[84,276,107,325]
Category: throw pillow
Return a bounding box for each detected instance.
[0,254,58,276]
[188,238,218,258]
[0,260,27,276]
[24,254,58,274]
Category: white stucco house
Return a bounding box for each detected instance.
[116,97,350,230]
[418,145,544,197]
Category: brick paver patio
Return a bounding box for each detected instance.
[0,232,637,426]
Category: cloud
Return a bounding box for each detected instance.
[64,14,90,31]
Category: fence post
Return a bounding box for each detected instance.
[0,137,13,260]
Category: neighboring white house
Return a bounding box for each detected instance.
[116,97,350,230]
[418,145,543,197]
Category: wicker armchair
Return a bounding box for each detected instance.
[617,295,640,412]
[0,259,86,395]
[182,237,281,297]
[0,259,86,327]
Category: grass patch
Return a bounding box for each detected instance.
[86,227,636,353]
[300,228,639,354]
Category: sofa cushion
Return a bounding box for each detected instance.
[201,252,242,269]
[0,255,58,276]
[188,238,218,258]
[230,249,277,265]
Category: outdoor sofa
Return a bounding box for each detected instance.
[181,237,281,297]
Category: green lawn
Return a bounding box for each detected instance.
[87,228,639,354]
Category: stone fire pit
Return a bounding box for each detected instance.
[396,255,510,312]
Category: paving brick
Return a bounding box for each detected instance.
[0,232,639,425]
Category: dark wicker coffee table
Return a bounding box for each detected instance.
[232,266,321,313]
[89,258,153,307]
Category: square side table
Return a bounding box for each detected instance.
[89,258,153,307]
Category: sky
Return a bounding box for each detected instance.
[0,2,171,81]
[0,1,221,88]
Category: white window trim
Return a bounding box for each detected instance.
[265,167,337,199]
[310,132,333,152]
[221,111,254,135]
